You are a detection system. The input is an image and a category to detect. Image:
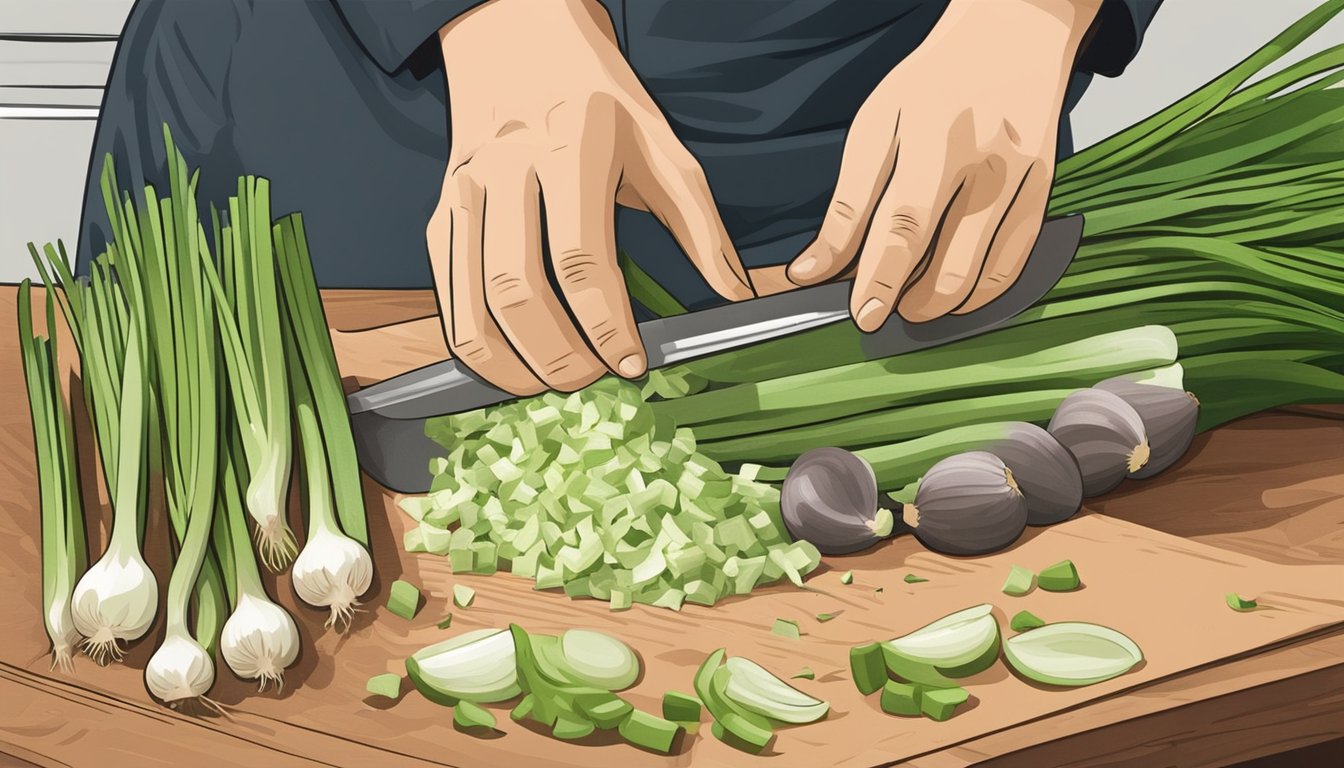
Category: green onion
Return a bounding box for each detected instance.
[17,280,88,672]
[662,691,702,722]
[366,673,402,699]
[199,177,296,570]
[387,580,421,620]
[1225,593,1258,612]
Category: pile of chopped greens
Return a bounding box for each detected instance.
[399,377,819,610]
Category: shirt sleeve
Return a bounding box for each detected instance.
[329,0,492,74]
[1076,0,1162,78]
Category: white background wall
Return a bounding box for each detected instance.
[2,0,1342,282]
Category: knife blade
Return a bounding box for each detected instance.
[348,214,1083,421]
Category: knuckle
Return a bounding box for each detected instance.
[932,269,972,300]
[553,250,605,286]
[485,270,535,311]
[448,335,492,366]
[886,210,924,243]
[540,352,603,392]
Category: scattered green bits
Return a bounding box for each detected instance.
[880,681,922,717]
[553,714,596,740]
[850,642,887,694]
[772,618,801,639]
[453,700,497,730]
[453,584,476,608]
[510,694,535,721]
[662,691,702,722]
[1010,610,1046,632]
[620,709,681,754]
[436,613,453,629]
[816,612,836,623]
[792,666,815,680]
[840,570,854,585]
[904,573,928,584]
[920,686,970,722]
[1226,592,1258,612]
[1002,564,1035,596]
[387,580,421,620]
[366,673,402,699]
[1037,560,1081,592]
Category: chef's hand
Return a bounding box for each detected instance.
[786,0,1101,330]
[429,0,754,396]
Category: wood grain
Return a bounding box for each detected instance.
[2,285,1343,768]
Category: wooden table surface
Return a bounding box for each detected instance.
[2,285,1343,768]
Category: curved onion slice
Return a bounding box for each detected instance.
[1003,621,1143,686]
[559,629,640,691]
[881,603,1000,686]
[723,657,829,724]
[405,628,520,704]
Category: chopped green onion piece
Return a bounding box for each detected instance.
[454,700,497,731]
[772,618,801,640]
[436,614,453,629]
[920,686,970,722]
[511,694,535,722]
[840,571,854,585]
[816,612,837,623]
[1010,610,1047,632]
[453,584,476,608]
[880,681,923,717]
[850,642,887,695]
[366,673,402,700]
[792,667,815,680]
[579,695,633,729]
[1002,564,1036,596]
[619,709,681,754]
[662,691,702,722]
[904,573,928,584]
[552,713,596,740]
[1038,560,1081,592]
[1226,592,1258,612]
[387,580,421,620]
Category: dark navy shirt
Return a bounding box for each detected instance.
[80,0,1160,309]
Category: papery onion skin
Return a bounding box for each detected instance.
[781,447,885,554]
[1048,388,1149,497]
[1094,377,1199,479]
[907,452,1027,556]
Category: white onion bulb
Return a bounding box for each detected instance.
[292,527,373,629]
[71,547,158,665]
[145,630,215,706]
[221,592,300,691]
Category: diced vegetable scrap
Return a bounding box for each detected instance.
[387,580,421,620]
[453,584,476,608]
[436,614,453,629]
[365,673,402,700]
[772,618,802,640]
[553,714,596,740]
[454,700,498,731]
[850,642,887,694]
[920,686,970,721]
[619,709,681,754]
[1002,564,1035,596]
[1226,592,1258,612]
[880,681,922,717]
[1037,559,1081,592]
[662,691,703,722]
[792,667,815,680]
[816,612,837,623]
[1010,610,1046,632]
[904,573,928,584]
[840,570,854,585]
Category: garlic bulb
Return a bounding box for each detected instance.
[221,592,300,691]
[71,543,158,665]
[1048,388,1149,497]
[902,451,1028,555]
[292,527,374,629]
[145,630,215,706]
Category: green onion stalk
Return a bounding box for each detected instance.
[17,281,88,672]
[105,128,226,708]
[276,214,374,628]
[630,3,1344,488]
[202,177,297,571]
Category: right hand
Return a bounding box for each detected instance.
[430,0,755,396]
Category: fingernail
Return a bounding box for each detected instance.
[856,298,887,330]
[790,255,818,280]
[617,353,646,378]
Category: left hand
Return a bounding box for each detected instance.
[786,0,1102,330]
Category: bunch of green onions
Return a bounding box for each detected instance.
[629,2,1344,491]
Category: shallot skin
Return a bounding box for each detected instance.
[1048,389,1149,497]
[1094,378,1199,478]
[781,447,885,555]
[908,451,1028,556]
[987,422,1084,526]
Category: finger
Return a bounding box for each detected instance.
[483,166,606,392]
[897,165,1025,322]
[636,138,755,301]
[542,154,647,379]
[429,172,545,397]
[849,145,956,332]
[954,164,1050,314]
[788,110,901,286]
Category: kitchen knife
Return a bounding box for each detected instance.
[349,214,1083,492]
